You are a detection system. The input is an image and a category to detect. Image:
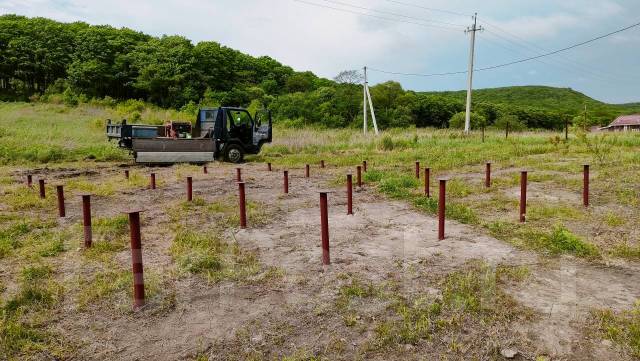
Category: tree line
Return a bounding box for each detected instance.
[0,15,573,130]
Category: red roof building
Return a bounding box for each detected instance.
[600,115,640,132]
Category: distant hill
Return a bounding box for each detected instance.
[422,86,640,126]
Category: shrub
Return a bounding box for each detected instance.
[448,111,486,130]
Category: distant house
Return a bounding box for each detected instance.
[600,115,640,132]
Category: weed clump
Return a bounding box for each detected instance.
[547,224,599,257]
[594,301,640,357]
[487,222,599,258]
[170,229,260,282]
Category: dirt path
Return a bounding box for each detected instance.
[33,162,640,360]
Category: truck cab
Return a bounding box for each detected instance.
[195,107,272,163]
[107,107,272,164]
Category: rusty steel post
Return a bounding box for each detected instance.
[356,166,362,188]
[424,168,431,197]
[27,174,32,187]
[321,160,325,168]
[267,162,272,171]
[583,164,590,208]
[362,160,368,172]
[347,174,353,215]
[82,194,92,248]
[283,170,289,194]
[38,179,46,199]
[125,170,130,179]
[319,192,330,265]
[186,177,193,202]
[238,182,247,229]
[485,162,491,188]
[438,179,447,240]
[520,171,528,223]
[150,173,156,189]
[203,166,208,174]
[305,164,310,178]
[56,185,65,217]
[236,168,242,182]
[415,161,420,179]
[127,211,145,310]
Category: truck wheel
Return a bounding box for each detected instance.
[224,144,244,163]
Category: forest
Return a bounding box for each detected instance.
[0,15,635,129]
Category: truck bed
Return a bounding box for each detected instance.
[132,138,216,163]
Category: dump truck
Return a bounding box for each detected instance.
[106,107,272,163]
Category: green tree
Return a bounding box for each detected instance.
[449,112,486,129]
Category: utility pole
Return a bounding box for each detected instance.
[363,66,368,135]
[362,66,379,135]
[464,13,483,134]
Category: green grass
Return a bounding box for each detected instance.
[1,263,64,358]
[0,218,57,259]
[487,222,599,258]
[0,102,127,164]
[170,229,260,282]
[594,301,640,357]
[369,261,529,350]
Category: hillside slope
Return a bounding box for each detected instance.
[423,86,640,125]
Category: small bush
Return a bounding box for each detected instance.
[379,135,394,151]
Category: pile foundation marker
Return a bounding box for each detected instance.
[424,168,431,197]
[56,185,65,217]
[126,211,145,310]
[238,182,247,229]
[438,178,447,240]
[319,191,330,265]
[583,164,590,207]
[82,194,92,248]
[283,171,289,194]
[415,161,420,179]
[363,160,368,172]
[305,164,310,178]
[321,160,325,168]
[38,179,46,198]
[347,174,353,215]
[485,162,491,188]
[236,168,242,182]
[520,171,528,223]
[186,177,193,202]
[150,173,156,189]
[27,174,33,187]
[356,166,362,188]
[267,163,272,171]
[203,166,208,174]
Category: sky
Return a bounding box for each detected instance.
[1,0,639,103]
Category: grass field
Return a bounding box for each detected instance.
[1,102,640,360]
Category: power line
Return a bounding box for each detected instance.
[292,0,461,31]
[479,35,611,83]
[380,0,470,18]
[480,23,640,81]
[476,20,640,72]
[367,67,467,77]
[316,0,465,28]
[369,20,640,77]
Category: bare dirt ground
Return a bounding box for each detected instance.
[7,162,640,360]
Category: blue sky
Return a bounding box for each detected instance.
[1,0,639,103]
